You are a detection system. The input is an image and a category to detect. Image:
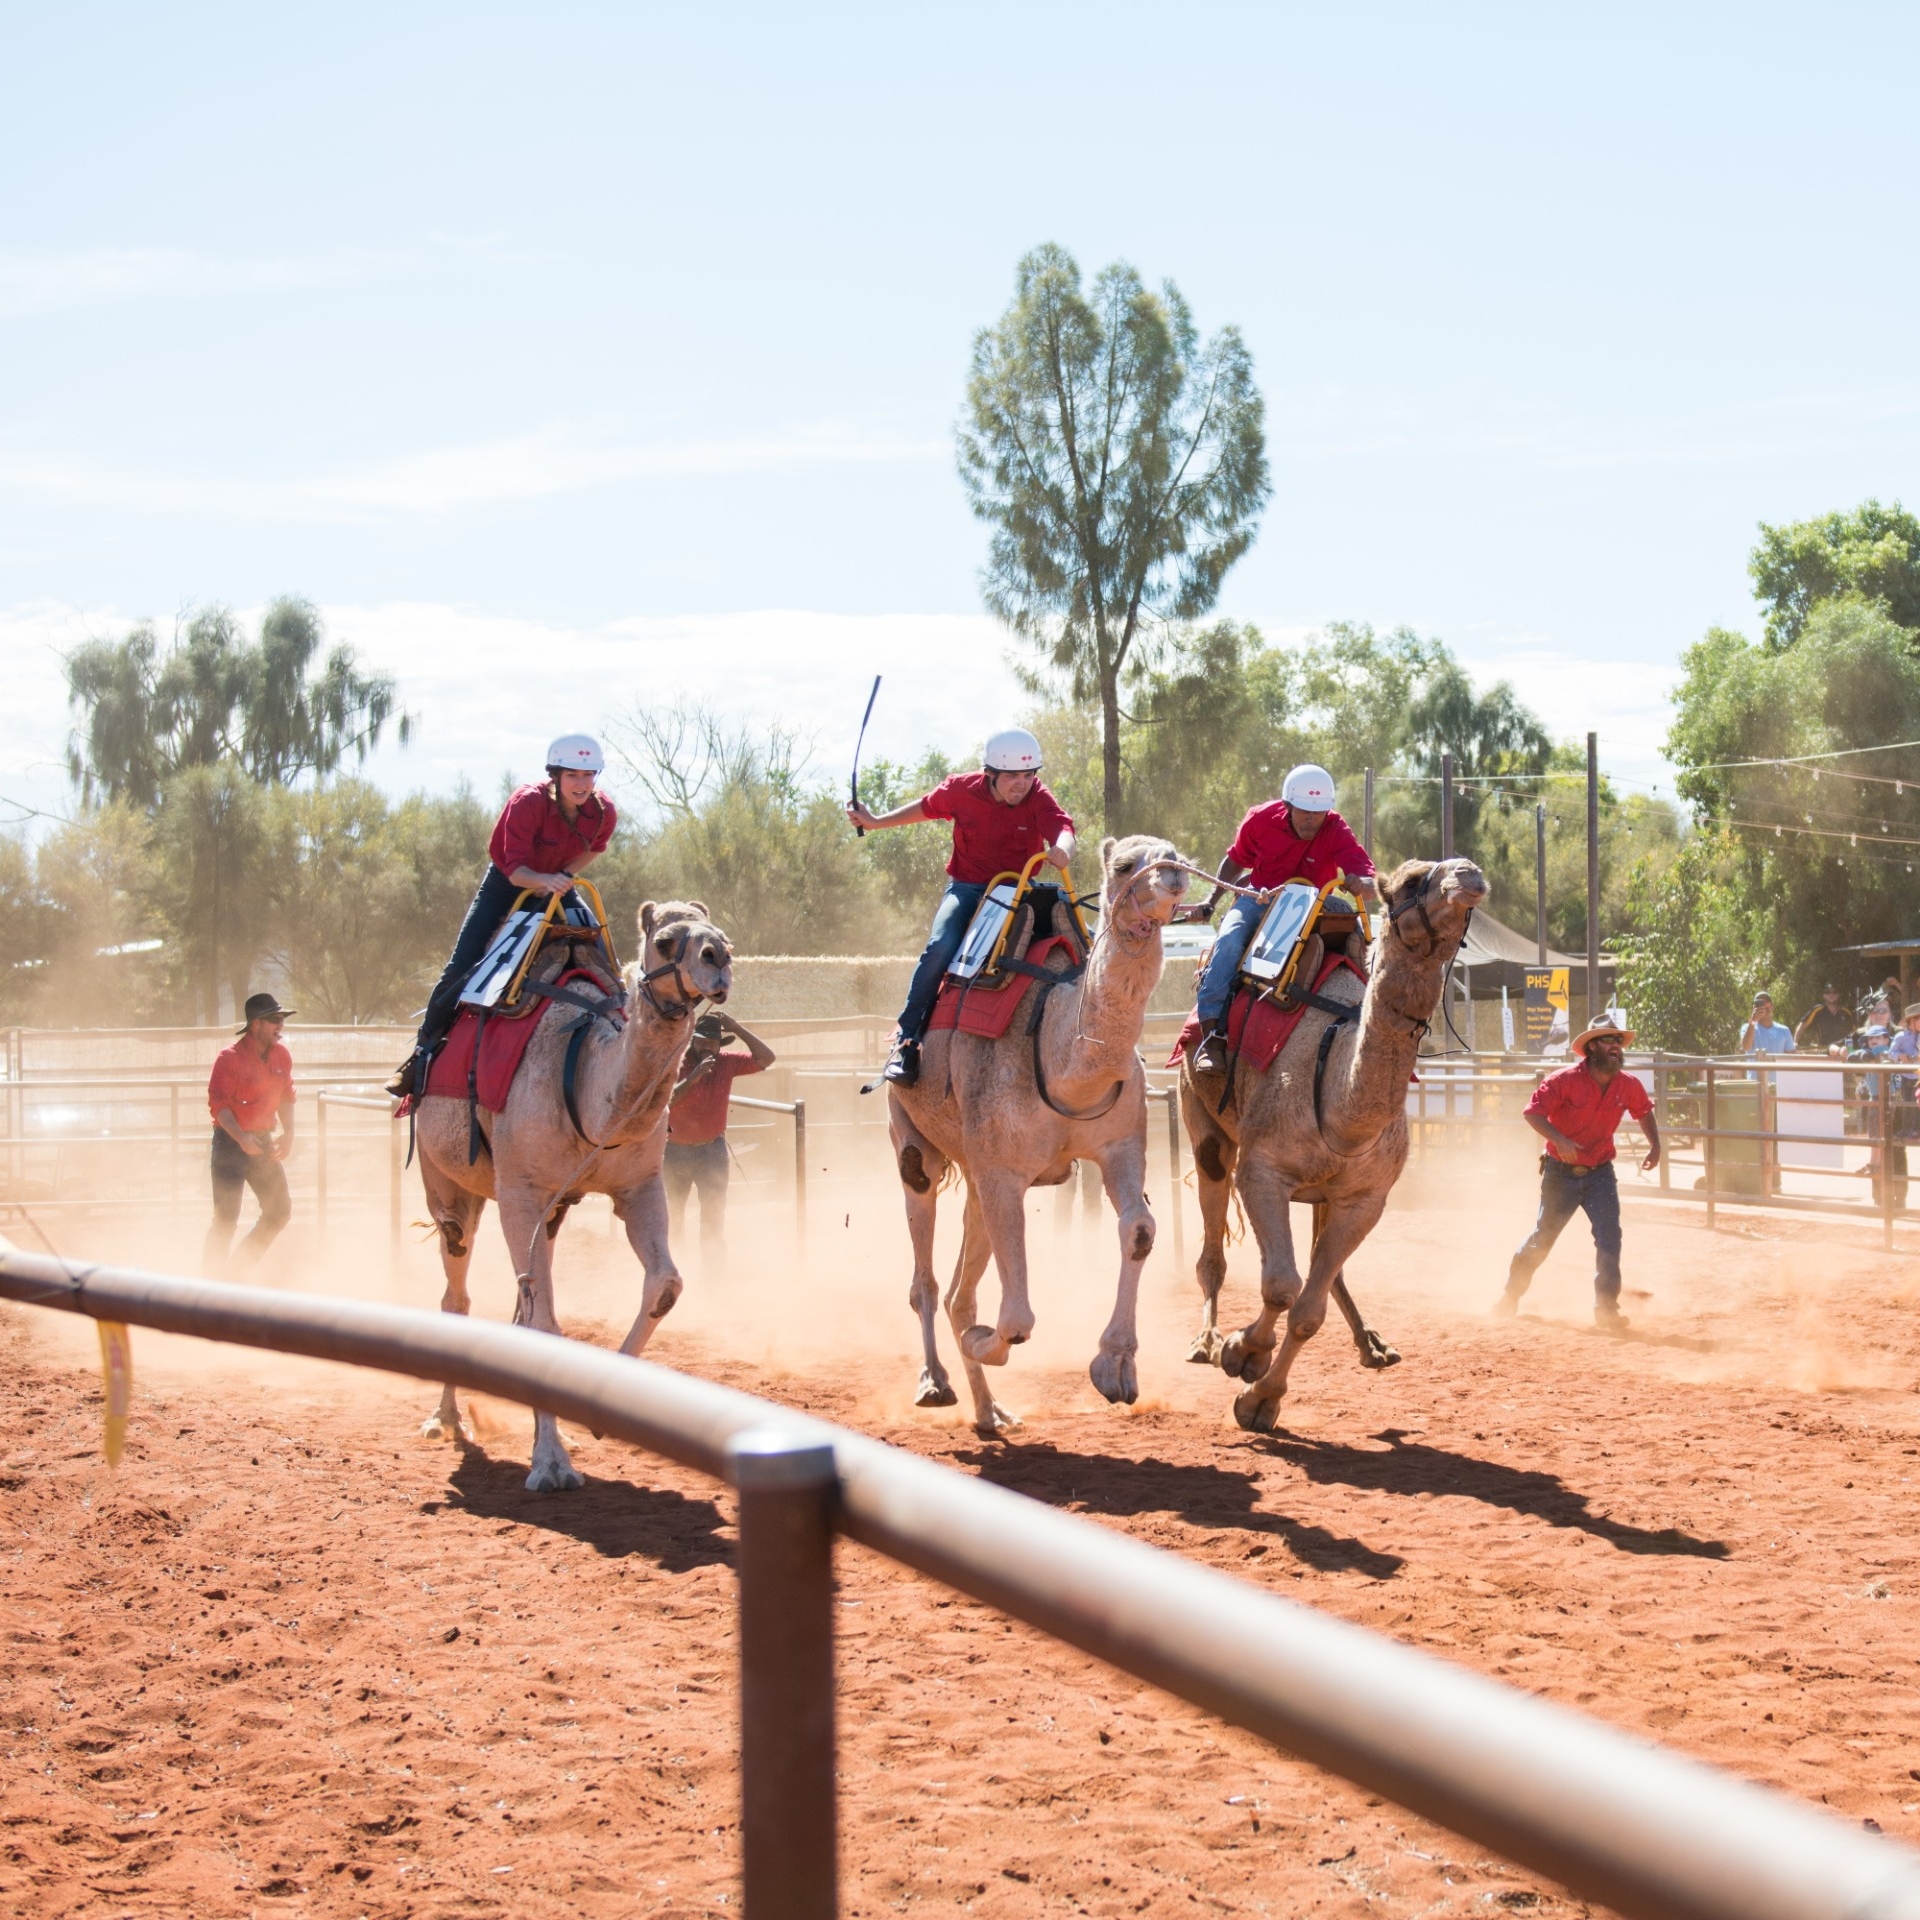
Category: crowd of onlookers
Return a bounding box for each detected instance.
[1737,981,1920,1065]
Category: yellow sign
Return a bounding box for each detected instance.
[1522,968,1570,1055]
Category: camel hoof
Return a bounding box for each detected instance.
[1187,1330,1224,1365]
[960,1323,1016,1366]
[1220,1332,1272,1383]
[973,1402,1022,1438]
[1089,1350,1138,1406]
[1233,1388,1282,1433]
[1358,1332,1402,1370]
[525,1460,585,1493]
[914,1371,959,1409]
[649,1275,685,1320]
[420,1412,469,1443]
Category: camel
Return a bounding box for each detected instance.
[890,834,1190,1435]
[1179,857,1488,1433]
[413,899,734,1490]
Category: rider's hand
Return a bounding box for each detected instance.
[1045,842,1072,873]
[1172,902,1212,926]
[846,804,879,832]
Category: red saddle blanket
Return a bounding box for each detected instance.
[1168,951,1366,1075]
[417,969,615,1113]
[928,936,1079,1041]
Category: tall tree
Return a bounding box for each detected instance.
[1750,499,1920,649]
[957,244,1270,831]
[65,597,410,806]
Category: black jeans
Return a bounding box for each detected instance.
[663,1136,731,1253]
[203,1130,291,1277]
[414,866,522,1057]
[1506,1157,1623,1305]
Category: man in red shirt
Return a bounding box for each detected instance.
[386,732,617,1096]
[664,1011,777,1263]
[1497,1013,1661,1332]
[203,992,298,1278]
[846,727,1075,1087]
[1179,764,1378,1076]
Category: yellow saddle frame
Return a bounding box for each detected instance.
[957,853,1095,984]
[496,877,621,1009]
[1236,872,1372,1004]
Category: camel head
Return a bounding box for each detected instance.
[631,899,735,1011]
[1099,834,1190,943]
[1376,857,1489,966]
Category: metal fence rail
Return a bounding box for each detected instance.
[0,1247,1915,1920]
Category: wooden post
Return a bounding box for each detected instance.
[1165,1090,1185,1271]
[1363,768,1375,858]
[793,1099,807,1255]
[1535,803,1548,967]
[315,1096,329,1248]
[1441,753,1454,860]
[1586,733,1601,1028]
[1704,1066,1717,1231]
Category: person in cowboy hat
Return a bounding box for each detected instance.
[1495,1012,1660,1333]
[1174,763,1378,1077]
[847,726,1074,1088]
[385,733,617,1098]
[203,991,299,1277]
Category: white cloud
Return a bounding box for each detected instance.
[0,244,412,319]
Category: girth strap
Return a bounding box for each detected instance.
[524,977,627,1019]
[562,1015,598,1146]
[1026,972,1125,1122]
[1313,1000,1363,1132]
[466,1009,491,1166]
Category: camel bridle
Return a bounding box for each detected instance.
[635,922,729,1022]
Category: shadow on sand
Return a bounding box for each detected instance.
[1253,1427,1730,1559]
[949,1441,1405,1579]
[421,1445,733,1572]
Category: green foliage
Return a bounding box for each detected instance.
[65,597,410,807]
[958,243,1270,831]
[1750,499,1920,649]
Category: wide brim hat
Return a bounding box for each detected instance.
[1571,1013,1635,1053]
[237,991,296,1034]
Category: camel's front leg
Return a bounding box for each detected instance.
[498,1188,585,1493]
[956,1169,1037,1367]
[419,1162,486,1443]
[1088,1132,1153,1406]
[1183,1085,1236,1364]
[945,1187,1016,1436]
[1218,1156,1301,1387]
[1233,1192,1390,1433]
[612,1173,685,1355]
[893,1115,957,1409]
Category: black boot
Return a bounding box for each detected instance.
[883,1038,922,1088]
[1191,1028,1232,1076]
[383,1052,420,1100]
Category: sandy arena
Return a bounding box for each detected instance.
[4,1131,1920,1918]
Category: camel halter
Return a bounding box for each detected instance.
[635,922,723,1022]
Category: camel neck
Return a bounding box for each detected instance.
[578,995,695,1147]
[1038,921,1163,1100]
[1321,936,1452,1151]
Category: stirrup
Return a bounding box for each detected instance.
[883,1040,922,1087]
[1191,1029,1231,1076]
[383,1053,420,1100]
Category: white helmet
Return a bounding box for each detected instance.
[546,733,604,774]
[983,727,1044,773]
[1281,763,1337,810]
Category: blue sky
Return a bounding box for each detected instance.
[4,3,1917,825]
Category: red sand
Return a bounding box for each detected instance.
[5,1145,1920,1917]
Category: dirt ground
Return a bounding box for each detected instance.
[5,1137,1920,1919]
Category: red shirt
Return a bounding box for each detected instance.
[207,1039,296,1133]
[921,773,1074,886]
[488,782,617,879]
[1226,803,1374,892]
[667,1053,766,1146]
[1524,1060,1652,1167]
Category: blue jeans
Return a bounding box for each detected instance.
[414,866,585,1056]
[203,1129,291,1277]
[1507,1158,1623,1304]
[897,882,987,1043]
[1195,894,1267,1025]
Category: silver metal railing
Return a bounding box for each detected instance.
[1,1248,1915,1920]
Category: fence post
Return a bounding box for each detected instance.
[728,1430,838,1920]
[793,1100,807,1255]
[1880,1068,1897,1253]
[316,1097,330,1248]
[1655,1063,1670,1192]
[1704,1065,1717,1231]
[170,1083,181,1219]
[388,1108,402,1272]
[1164,1089,1184,1271]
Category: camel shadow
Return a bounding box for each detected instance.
[422,1447,733,1572]
[1517,1312,1726,1356]
[1254,1428,1730,1559]
[948,1443,1405,1580]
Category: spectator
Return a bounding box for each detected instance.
[1854,999,1895,1058]
[1738,992,1796,1056]
[663,1012,777,1264]
[203,992,297,1277]
[1795,983,1853,1055]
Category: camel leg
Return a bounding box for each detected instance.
[497,1185,585,1494]
[611,1174,685,1355]
[1088,1132,1154,1406]
[945,1187,1016,1436]
[893,1115,957,1409]
[1234,1193,1390,1433]
[956,1168,1037,1367]
[1218,1157,1301,1387]
[1307,1196,1399,1368]
[1183,1084,1236,1365]
[418,1157,486,1443]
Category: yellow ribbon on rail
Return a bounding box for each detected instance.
[96,1321,132,1467]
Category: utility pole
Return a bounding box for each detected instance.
[1440,753,1455,859]
[1535,802,1548,965]
[1363,767,1375,858]
[1586,732,1601,1024]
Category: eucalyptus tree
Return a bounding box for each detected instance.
[957,244,1269,831]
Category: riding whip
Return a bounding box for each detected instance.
[850,674,881,836]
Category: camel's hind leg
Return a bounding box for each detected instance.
[418,1155,487,1443]
[610,1173,685,1355]
[1182,1080,1236,1365]
[946,1187,1016,1436]
[496,1184,585,1493]
[892,1104,957,1409]
[1088,1131,1154,1406]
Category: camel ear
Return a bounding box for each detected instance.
[1099,835,1116,872]
[639,901,657,942]
[689,900,709,919]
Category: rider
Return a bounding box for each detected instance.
[385,733,617,1098]
[1176,763,1378,1077]
[846,727,1074,1088]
